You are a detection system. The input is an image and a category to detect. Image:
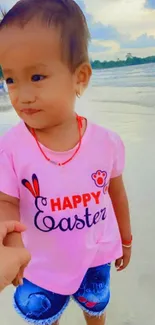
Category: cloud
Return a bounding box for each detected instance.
[90,39,120,52]
[89,23,120,41]
[145,0,155,8]
[75,0,120,42]
[121,34,155,49]
[83,0,155,38]
[89,39,122,61]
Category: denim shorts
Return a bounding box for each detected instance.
[14,264,111,325]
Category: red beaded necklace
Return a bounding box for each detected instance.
[31,115,83,166]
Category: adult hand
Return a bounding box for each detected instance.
[0,221,31,292]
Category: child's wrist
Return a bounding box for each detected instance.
[122,235,133,248]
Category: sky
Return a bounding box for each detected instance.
[0,0,155,61]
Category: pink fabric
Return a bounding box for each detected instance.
[0,121,125,294]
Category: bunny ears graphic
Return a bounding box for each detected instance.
[22,174,40,197]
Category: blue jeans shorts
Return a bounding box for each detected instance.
[14,264,111,325]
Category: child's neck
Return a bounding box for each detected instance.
[34,114,86,152]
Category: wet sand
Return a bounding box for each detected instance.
[0,85,155,325]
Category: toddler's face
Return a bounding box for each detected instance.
[0,22,78,129]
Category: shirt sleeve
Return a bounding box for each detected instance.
[111,133,125,178]
[0,149,19,198]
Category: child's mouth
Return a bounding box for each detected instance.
[21,109,41,115]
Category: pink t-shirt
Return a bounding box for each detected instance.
[0,120,125,294]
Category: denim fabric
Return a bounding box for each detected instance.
[14,264,111,324]
[74,264,111,315]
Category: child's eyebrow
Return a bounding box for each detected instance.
[26,63,48,71]
[3,63,48,75]
[3,68,12,74]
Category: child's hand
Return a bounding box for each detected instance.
[115,246,131,271]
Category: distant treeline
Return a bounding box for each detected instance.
[0,55,155,77]
[91,55,155,69]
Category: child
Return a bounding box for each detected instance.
[0,1,132,324]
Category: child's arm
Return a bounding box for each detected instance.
[109,175,132,271]
[0,192,25,285]
[0,192,23,247]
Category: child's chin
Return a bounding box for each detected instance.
[21,116,47,130]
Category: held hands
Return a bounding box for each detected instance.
[5,233,27,287]
[0,221,31,291]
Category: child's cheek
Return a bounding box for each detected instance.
[8,88,18,108]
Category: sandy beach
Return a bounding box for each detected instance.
[0,79,155,325]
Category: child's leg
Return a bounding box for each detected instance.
[84,312,106,325]
[14,278,70,324]
[73,264,111,325]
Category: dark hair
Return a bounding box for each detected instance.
[0,0,90,72]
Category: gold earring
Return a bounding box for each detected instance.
[76,86,82,98]
[76,92,81,98]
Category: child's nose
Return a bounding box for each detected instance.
[18,85,36,104]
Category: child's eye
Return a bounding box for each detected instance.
[6,78,14,84]
[31,75,46,82]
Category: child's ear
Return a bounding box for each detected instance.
[75,62,92,96]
